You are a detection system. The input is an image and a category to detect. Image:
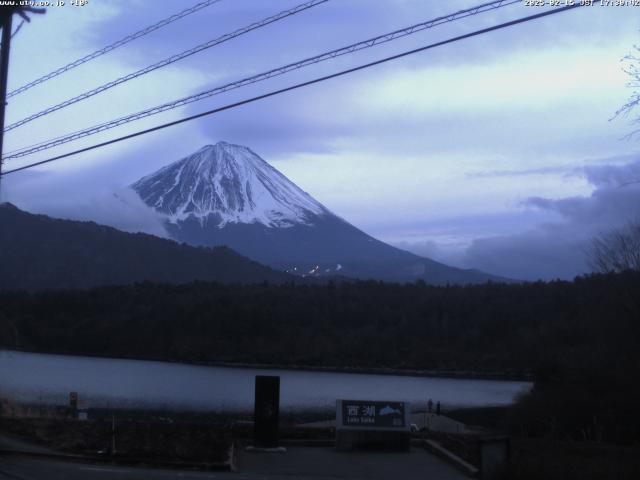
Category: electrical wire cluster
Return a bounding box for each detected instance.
[0,0,583,176]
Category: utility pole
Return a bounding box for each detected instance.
[0,6,45,199]
[0,11,13,199]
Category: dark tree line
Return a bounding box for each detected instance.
[1,272,638,373]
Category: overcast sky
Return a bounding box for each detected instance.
[2,0,640,280]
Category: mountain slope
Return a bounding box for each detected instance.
[0,203,292,291]
[132,142,327,228]
[133,142,507,284]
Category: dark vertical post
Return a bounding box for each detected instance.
[111,414,117,455]
[0,12,13,196]
[254,375,280,447]
[69,391,78,419]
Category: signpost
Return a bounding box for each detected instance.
[335,399,411,451]
[254,375,280,448]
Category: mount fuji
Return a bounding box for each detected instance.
[132,142,504,284]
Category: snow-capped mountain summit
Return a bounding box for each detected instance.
[132,142,328,228]
[133,142,507,284]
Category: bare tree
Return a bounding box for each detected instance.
[612,43,640,139]
[607,43,640,190]
[588,221,640,273]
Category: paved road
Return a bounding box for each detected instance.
[0,436,59,455]
[239,446,469,479]
[0,447,468,480]
[0,456,227,480]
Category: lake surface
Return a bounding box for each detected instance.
[0,350,531,412]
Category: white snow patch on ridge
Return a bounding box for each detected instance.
[133,142,328,228]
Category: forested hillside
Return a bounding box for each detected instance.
[0,203,291,290]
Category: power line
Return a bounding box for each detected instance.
[10,20,25,38]
[3,0,520,159]
[1,4,583,177]
[4,0,330,133]
[6,0,225,99]
[3,127,85,157]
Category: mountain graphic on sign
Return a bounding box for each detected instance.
[379,405,402,416]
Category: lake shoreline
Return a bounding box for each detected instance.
[0,349,532,412]
[0,348,532,382]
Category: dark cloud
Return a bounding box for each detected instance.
[467,154,640,180]
[463,224,589,281]
[461,158,640,280]
[525,174,640,227]
[583,160,640,187]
